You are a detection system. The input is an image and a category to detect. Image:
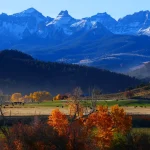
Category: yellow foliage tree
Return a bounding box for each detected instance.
[24,95,31,102]
[30,91,51,102]
[53,94,61,101]
[11,93,22,103]
[18,95,31,103]
[68,102,84,118]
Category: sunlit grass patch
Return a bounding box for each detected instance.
[24,100,67,107]
[81,100,150,107]
[132,128,150,135]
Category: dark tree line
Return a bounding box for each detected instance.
[0,50,141,95]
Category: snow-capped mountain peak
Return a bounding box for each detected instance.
[71,19,99,31]
[46,10,76,27]
[89,12,117,31]
[115,10,150,35]
[0,8,52,40]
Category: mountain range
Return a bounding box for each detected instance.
[1,8,150,72]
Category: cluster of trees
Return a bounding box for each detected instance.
[53,94,69,101]
[29,91,51,102]
[0,103,133,150]
[10,91,51,103]
[2,86,102,105]
[48,105,132,149]
[53,87,84,101]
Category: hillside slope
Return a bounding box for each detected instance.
[0,50,140,95]
[128,62,150,80]
[29,34,150,72]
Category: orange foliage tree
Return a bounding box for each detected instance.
[2,122,67,150]
[48,104,132,150]
[111,105,132,134]
[53,94,61,101]
[85,106,113,149]
[48,109,68,136]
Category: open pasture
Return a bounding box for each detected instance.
[1,100,150,116]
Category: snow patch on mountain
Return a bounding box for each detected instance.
[100,57,119,60]
[138,27,150,36]
[78,59,93,64]
[71,20,94,30]
[110,53,150,58]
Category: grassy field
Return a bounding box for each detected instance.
[97,100,150,107]
[22,99,150,107]
[2,99,150,108]
[24,101,67,107]
[1,99,150,116]
[82,99,150,107]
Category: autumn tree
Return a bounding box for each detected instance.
[67,87,84,118]
[30,91,51,102]
[48,109,94,149]
[1,122,67,150]
[48,109,68,136]
[24,95,31,102]
[53,94,61,101]
[29,93,34,102]
[11,93,22,103]
[91,88,102,112]
[111,105,132,134]
[73,87,83,101]
[69,102,84,119]
[86,105,132,149]
[48,105,132,150]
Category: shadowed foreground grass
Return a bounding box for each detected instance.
[0,132,4,138]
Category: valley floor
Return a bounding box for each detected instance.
[2,100,150,116]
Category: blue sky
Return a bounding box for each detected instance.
[0,0,150,20]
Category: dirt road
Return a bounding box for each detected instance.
[1,106,150,116]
